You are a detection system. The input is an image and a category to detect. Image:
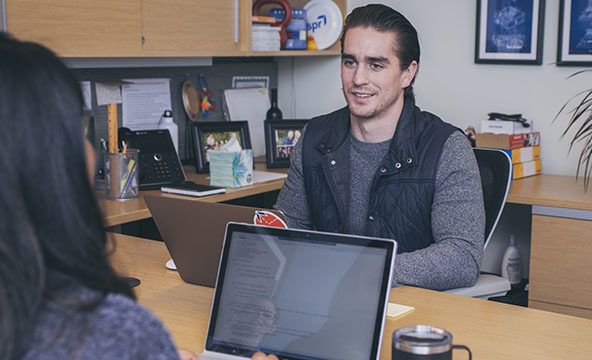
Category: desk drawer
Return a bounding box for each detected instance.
[530,300,592,319]
[529,215,592,314]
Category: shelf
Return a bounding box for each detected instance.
[246,48,341,57]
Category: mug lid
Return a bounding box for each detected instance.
[393,325,453,355]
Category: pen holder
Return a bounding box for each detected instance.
[105,149,140,200]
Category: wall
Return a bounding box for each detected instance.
[74,59,277,162]
[279,0,589,177]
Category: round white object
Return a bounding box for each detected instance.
[303,0,343,50]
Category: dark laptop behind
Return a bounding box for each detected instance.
[144,195,286,287]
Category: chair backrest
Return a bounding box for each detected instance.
[474,148,512,249]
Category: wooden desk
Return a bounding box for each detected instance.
[111,233,592,359]
[508,175,592,318]
[99,164,286,227]
[508,174,592,210]
[103,169,592,318]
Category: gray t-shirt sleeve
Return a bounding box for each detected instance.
[275,126,314,230]
[393,131,485,290]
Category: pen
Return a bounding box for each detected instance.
[100,138,107,153]
[119,158,136,194]
[120,160,138,199]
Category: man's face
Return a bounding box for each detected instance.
[341,27,416,123]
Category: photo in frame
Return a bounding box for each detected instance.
[193,121,252,173]
[475,0,545,64]
[264,119,308,168]
[557,0,592,66]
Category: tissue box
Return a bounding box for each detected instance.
[208,149,253,188]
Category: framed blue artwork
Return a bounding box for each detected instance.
[558,0,592,66]
[475,0,545,64]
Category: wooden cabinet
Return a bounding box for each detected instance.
[5,0,143,57]
[529,214,592,319]
[141,0,244,56]
[4,0,345,58]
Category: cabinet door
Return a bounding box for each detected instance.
[529,215,592,317]
[142,0,244,56]
[5,0,143,57]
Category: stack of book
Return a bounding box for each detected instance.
[476,131,541,180]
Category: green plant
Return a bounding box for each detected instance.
[555,70,592,190]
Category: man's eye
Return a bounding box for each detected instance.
[370,63,384,70]
[342,59,355,67]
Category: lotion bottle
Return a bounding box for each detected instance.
[501,234,522,286]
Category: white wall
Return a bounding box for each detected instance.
[279,0,590,176]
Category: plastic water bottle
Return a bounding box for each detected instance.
[501,235,522,286]
[158,110,179,155]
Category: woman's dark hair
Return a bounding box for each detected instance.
[340,4,420,101]
[0,33,134,359]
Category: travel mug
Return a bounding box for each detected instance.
[392,325,472,360]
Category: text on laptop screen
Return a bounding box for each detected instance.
[209,228,389,360]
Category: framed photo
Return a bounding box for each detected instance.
[231,76,270,89]
[264,119,308,168]
[193,121,252,173]
[475,0,545,64]
[558,0,592,66]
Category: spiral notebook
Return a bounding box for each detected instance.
[160,181,225,197]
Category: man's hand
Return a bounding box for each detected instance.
[251,351,279,360]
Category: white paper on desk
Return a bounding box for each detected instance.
[95,82,122,105]
[223,88,270,157]
[80,81,92,110]
[253,170,287,183]
[122,78,171,130]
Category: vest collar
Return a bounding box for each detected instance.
[314,99,418,174]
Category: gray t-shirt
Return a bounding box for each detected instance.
[276,128,485,291]
[22,276,179,360]
[348,133,390,235]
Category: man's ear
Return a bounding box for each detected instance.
[401,60,418,89]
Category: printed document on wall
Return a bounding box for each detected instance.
[122,78,172,130]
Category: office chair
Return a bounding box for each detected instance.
[446,148,513,299]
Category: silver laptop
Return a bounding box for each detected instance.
[199,223,397,360]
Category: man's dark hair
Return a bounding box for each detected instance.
[340,4,420,101]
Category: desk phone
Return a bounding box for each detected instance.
[123,129,185,190]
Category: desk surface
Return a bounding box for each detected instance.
[99,163,286,227]
[111,233,592,359]
[508,174,592,211]
[101,171,592,227]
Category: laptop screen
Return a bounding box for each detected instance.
[205,223,396,360]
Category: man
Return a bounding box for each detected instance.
[275,4,485,291]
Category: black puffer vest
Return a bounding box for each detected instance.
[302,100,458,253]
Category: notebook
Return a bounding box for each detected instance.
[200,223,397,360]
[160,181,225,197]
[144,195,287,287]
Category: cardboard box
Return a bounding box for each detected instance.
[476,132,540,150]
[481,119,533,134]
[513,159,542,180]
[504,146,541,164]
